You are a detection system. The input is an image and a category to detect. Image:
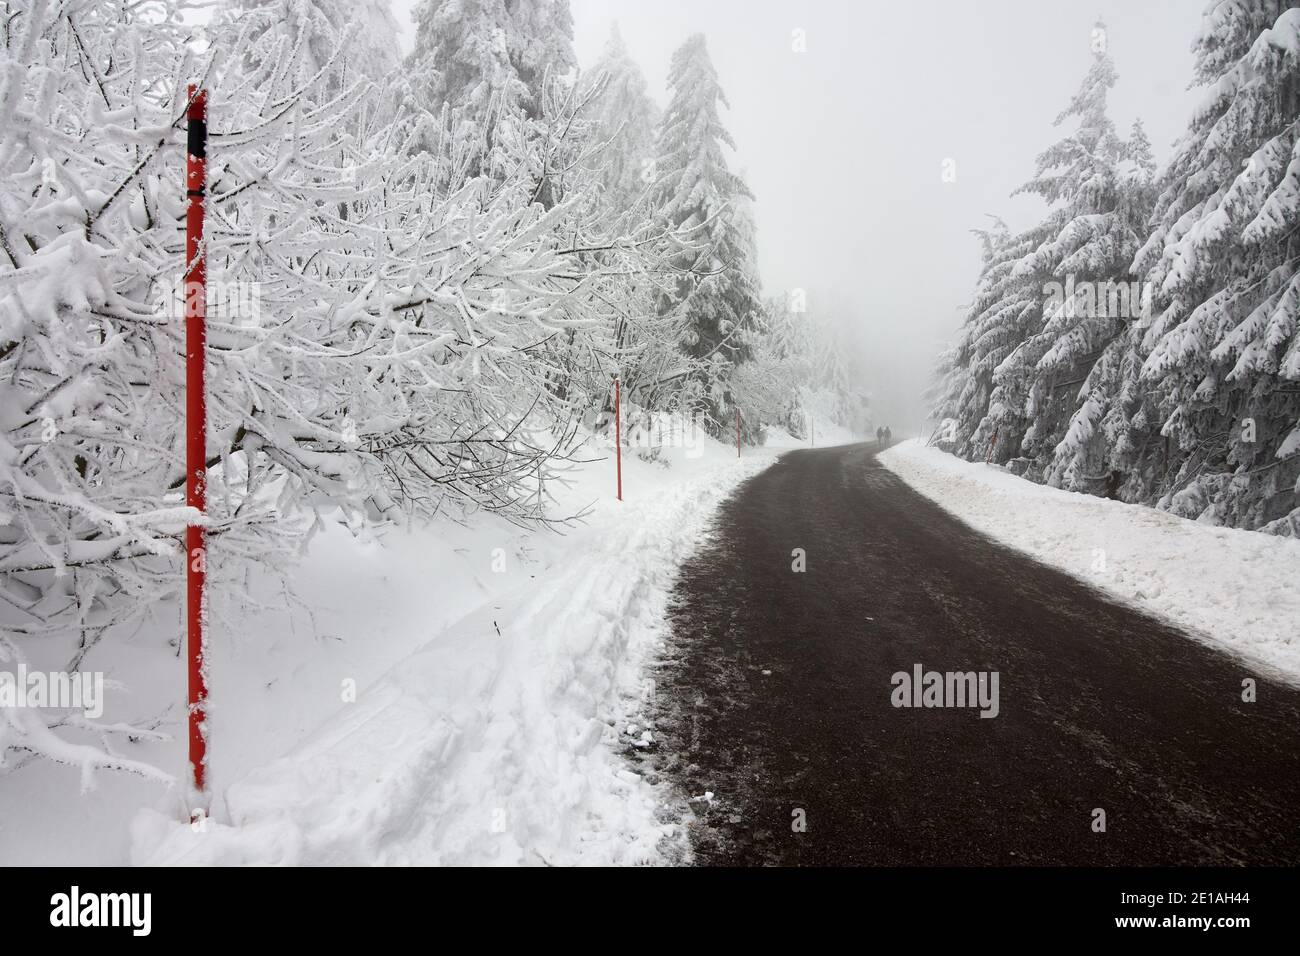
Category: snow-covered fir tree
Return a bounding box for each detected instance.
[578,24,660,226]
[408,0,577,184]
[228,0,403,83]
[1039,110,1159,493]
[935,7,1300,535]
[732,294,869,441]
[991,27,1152,482]
[932,218,1046,460]
[653,33,763,431]
[1129,0,1300,532]
[936,27,1154,482]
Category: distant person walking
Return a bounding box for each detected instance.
[876,426,884,449]
[883,426,892,446]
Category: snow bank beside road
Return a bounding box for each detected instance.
[132,447,769,866]
[764,419,858,449]
[880,441,1300,682]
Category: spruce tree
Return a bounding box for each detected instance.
[408,0,577,179]
[580,24,660,225]
[653,33,762,427]
[998,27,1150,480]
[1131,1,1300,532]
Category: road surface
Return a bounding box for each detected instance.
[645,443,1300,865]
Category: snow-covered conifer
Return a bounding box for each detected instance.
[653,34,762,429]
[1130,2,1300,531]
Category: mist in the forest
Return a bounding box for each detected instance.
[388,0,1202,432]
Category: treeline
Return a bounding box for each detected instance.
[932,5,1300,536]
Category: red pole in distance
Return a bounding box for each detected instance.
[735,407,741,458]
[185,85,209,794]
[614,378,622,501]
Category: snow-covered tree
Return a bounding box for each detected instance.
[408,0,577,184]
[228,0,403,85]
[1040,113,1159,492]
[936,8,1300,534]
[0,0,650,781]
[734,294,868,440]
[578,24,659,226]
[937,28,1157,490]
[652,34,762,431]
[993,28,1151,481]
[1129,1,1300,532]
[933,218,1043,461]
[0,0,211,782]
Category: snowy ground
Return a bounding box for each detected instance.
[2,422,818,866]
[880,441,1300,684]
[763,419,858,449]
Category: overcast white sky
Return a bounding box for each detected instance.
[389,0,1205,430]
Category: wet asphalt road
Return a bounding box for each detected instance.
[645,443,1300,865]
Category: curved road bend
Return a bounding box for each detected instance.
[645,442,1300,865]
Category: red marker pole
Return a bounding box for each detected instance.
[735,407,741,458]
[614,378,622,501]
[185,85,209,794]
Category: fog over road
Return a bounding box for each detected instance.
[649,443,1300,865]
